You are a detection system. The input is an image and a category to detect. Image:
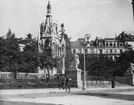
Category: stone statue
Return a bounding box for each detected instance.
[75,54,80,69]
[126,63,134,74]
[69,54,80,70]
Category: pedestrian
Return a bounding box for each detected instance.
[57,74,61,89]
[111,77,115,88]
[65,74,71,92]
[61,77,65,89]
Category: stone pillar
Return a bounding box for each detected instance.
[124,73,134,86]
[62,56,65,74]
[66,69,82,88]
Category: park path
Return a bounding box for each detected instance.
[0,86,134,95]
[0,87,134,105]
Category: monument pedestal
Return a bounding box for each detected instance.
[66,69,82,88]
[124,73,134,86]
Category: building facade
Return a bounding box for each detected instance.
[71,32,134,60]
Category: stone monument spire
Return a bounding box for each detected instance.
[47,1,51,14]
[39,1,59,58]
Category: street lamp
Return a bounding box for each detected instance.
[82,34,91,90]
[60,23,66,74]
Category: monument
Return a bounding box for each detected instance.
[37,1,62,75]
[124,63,134,85]
[66,54,82,88]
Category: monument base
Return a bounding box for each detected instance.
[66,69,82,88]
[124,73,134,86]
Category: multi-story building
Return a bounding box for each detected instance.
[71,31,134,60]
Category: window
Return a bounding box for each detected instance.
[120,49,123,53]
[73,49,76,54]
[120,43,123,47]
[106,49,108,53]
[114,43,116,47]
[85,49,87,54]
[114,49,117,53]
[99,49,102,54]
[117,42,119,47]
[91,49,94,54]
[110,43,112,47]
[79,49,82,54]
[110,49,113,54]
[99,42,103,47]
[106,43,108,47]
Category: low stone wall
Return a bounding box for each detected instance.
[0,72,14,79]
[86,81,111,85]
[86,76,105,81]
[0,72,46,80]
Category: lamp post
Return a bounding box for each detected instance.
[132,0,134,21]
[82,34,91,90]
[60,23,66,74]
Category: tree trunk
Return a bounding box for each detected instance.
[46,67,50,79]
[14,70,18,79]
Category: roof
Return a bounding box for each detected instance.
[71,40,84,49]
[105,38,116,40]
[116,31,134,41]
[124,31,134,35]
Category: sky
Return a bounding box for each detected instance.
[0,0,133,41]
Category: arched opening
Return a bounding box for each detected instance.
[45,39,50,47]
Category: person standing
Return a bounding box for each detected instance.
[65,74,71,92]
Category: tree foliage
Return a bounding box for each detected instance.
[115,50,134,76]
[0,29,38,73]
[78,54,118,78]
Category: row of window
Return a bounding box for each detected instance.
[72,49,123,54]
[98,42,124,47]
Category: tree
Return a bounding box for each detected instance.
[78,54,117,78]
[39,51,57,78]
[115,50,134,76]
[0,30,39,73]
[19,34,38,73]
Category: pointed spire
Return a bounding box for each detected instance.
[60,23,65,34]
[47,1,51,14]
[37,32,42,53]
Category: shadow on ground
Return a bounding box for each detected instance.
[0,100,63,105]
[73,92,134,101]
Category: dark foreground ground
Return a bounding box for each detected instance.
[0,100,60,105]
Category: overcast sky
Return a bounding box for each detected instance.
[0,0,133,40]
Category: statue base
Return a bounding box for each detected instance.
[124,73,134,86]
[66,69,82,88]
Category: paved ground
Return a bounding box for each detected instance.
[1,87,134,105]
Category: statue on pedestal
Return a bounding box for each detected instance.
[126,63,134,74]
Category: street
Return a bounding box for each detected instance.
[0,87,134,105]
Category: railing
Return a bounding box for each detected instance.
[0,72,47,80]
[115,76,126,84]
